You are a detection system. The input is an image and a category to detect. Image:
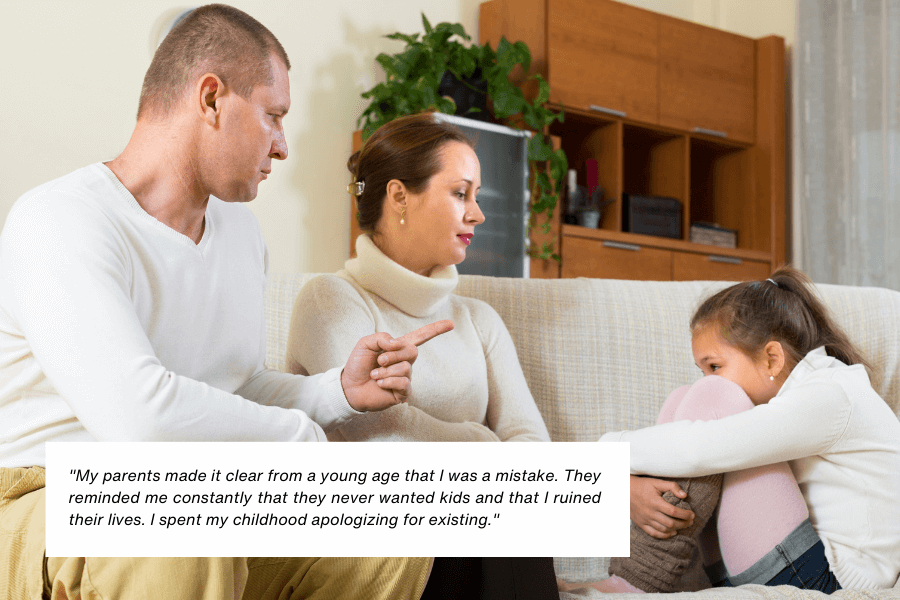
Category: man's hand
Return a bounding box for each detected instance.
[341,320,454,412]
[630,475,695,539]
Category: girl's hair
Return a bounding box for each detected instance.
[348,112,475,233]
[691,266,871,371]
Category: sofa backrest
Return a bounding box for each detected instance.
[453,276,900,440]
[266,274,900,442]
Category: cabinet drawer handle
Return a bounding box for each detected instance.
[709,255,742,265]
[589,105,627,118]
[692,126,728,138]
[603,241,641,252]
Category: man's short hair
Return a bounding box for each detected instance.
[137,3,291,120]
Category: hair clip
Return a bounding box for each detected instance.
[766,278,779,287]
[347,181,365,197]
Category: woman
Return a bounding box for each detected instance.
[286,112,556,599]
[286,113,549,444]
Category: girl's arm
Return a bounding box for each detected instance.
[600,381,851,477]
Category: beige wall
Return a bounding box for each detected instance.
[0,0,793,275]
[622,0,794,45]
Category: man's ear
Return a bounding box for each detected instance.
[384,179,408,215]
[196,73,224,126]
[764,340,786,379]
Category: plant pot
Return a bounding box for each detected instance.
[578,209,601,229]
[438,69,489,121]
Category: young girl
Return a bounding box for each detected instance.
[597,267,900,593]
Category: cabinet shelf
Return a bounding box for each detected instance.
[561,226,771,282]
[562,225,770,262]
[552,104,754,149]
[481,0,785,282]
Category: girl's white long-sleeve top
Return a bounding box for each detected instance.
[600,348,900,589]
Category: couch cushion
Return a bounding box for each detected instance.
[267,273,900,432]
[265,273,319,373]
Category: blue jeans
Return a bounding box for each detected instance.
[705,519,842,594]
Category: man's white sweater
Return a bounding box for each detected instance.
[0,164,357,468]
[600,348,900,589]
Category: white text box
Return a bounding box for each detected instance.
[46,441,629,557]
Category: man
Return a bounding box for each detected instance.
[0,5,444,599]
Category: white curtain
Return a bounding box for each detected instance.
[793,0,900,290]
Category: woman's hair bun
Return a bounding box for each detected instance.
[347,151,361,178]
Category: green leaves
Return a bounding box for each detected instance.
[374,54,400,80]
[494,37,531,76]
[528,135,554,162]
[532,241,560,261]
[534,75,550,106]
[550,148,568,194]
[358,14,474,137]
[358,14,568,263]
[491,87,524,118]
[385,32,420,45]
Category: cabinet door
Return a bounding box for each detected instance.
[659,18,755,143]
[562,236,671,280]
[547,0,659,123]
[672,252,769,282]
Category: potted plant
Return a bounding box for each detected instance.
[357,15,568,262]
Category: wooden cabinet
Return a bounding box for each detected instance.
[561,227,772,282]
[547,0,659,123]
[672,252,770,282]
[561,236,671,280]
[541,0,756,143]
[561,239,771,283]
[659,18,756,143]
[480,0,786,282]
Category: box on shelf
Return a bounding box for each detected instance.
[690,222,737,248]
[622,194,682,239]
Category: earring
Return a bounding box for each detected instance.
[769,375,775,381]
[400,207,406,225]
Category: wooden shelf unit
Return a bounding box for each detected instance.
[479,0,786,282]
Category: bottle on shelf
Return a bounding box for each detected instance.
[564,169,585,226]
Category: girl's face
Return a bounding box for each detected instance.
[691,326,783,405]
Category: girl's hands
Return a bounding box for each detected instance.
[630,475,695,539]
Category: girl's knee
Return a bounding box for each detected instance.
[674,376,754,421]
[657,385,692,424]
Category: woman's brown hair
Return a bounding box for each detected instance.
[348,112,475,233]
[691,266,871,371]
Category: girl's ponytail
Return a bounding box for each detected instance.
[691,266,871,372]
[767,268,870,369]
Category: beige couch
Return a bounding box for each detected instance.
[264,273,900,599]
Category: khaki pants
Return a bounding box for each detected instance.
[1,467,431,600]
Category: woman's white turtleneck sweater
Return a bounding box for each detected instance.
[286,235,550,442]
